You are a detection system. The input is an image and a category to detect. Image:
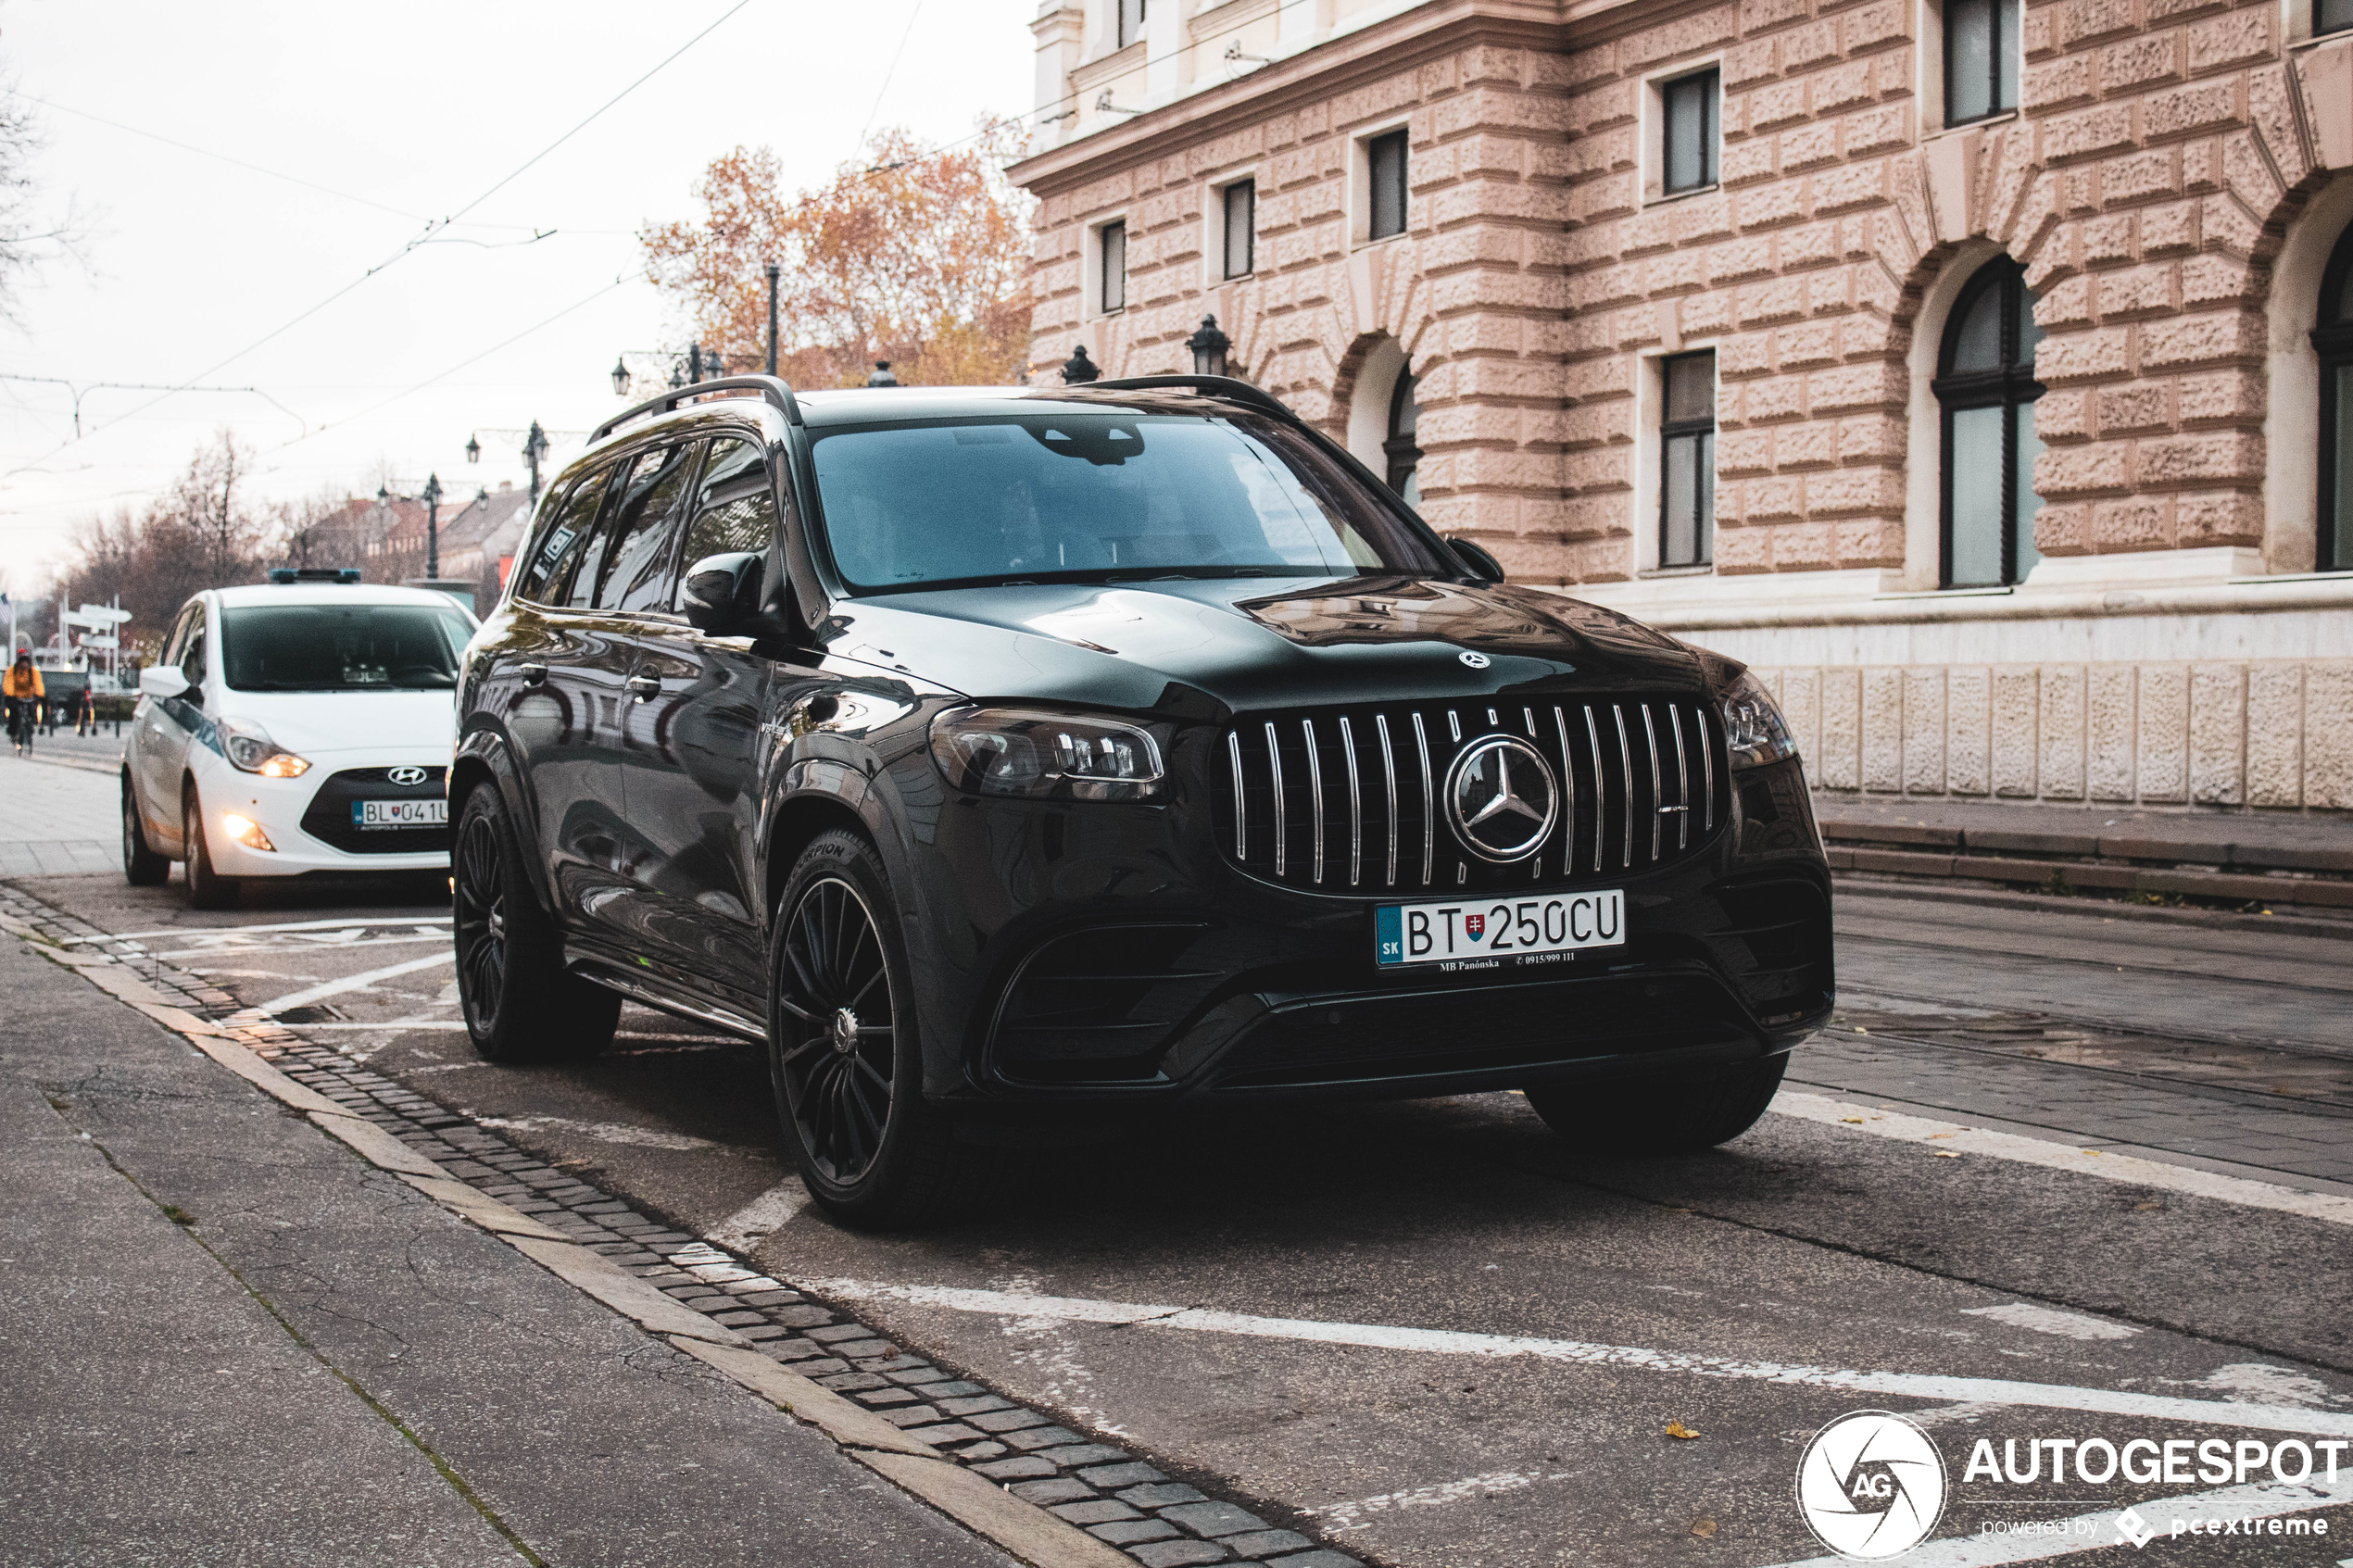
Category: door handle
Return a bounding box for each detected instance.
[626,675,661,702]
[517,662,547,687]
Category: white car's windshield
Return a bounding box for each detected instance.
[808,410,1448,592]
[221,604,473,692]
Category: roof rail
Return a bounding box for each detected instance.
[591,374,804,444]
[1079,374,1293,420]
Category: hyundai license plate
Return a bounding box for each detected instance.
[352,798,447,828]
[1375,890,1625,972]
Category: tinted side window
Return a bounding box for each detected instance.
[602,443,703,612]
[673,437,778,608]
[515,466,614,605]
[160,602,200,668]
[180,613,209,684]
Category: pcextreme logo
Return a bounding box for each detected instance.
[1795,1411,1949,1560]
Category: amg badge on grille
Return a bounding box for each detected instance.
[1445,734,1558,863]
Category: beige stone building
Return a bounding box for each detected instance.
[1010,0,2353,812]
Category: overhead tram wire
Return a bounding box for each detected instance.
[0,0,752,483]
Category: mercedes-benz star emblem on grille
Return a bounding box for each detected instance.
[1457,650,1491,669]
[387,766,429,786]
[1444,734,1558,863]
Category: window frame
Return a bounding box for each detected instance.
[601,440,709,617]
[673,430,782,610]
[1222,179,1256,280]
[1116,0,1146,50]
[1383,370,1421,500]
[2312,221,2353,572]
[1943,0,2020,128]
[1657,350,1718,570]
[1098,219,1128,315]
[1934,257,2045,589]
[2321,0,2353,39]
[1366,129,1409,242]
[1660,69,1720,197]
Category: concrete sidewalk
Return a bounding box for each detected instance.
[0,930,1013,1567]
[1815,792,2353,910]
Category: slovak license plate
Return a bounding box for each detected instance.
[352,798,447,828]
[1375,890,1625,972]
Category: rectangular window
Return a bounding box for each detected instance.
[1100,220,1126,314]
[1368,130,1408,240]
[1659,352,1717,569]
[1945,0,2020,125]
[2326,0,2353,34]
[1663,70,1719,194]
[1223,180,1256,279]
[1117,0,1146,48]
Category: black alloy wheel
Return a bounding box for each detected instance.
[181,784,236,910]
[1524,1052,1788,1155]
[123,774,169,886]
[769,830,969,1227]
[452,781,618,1063]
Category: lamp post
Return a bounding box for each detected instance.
[422,472,444,580]
[1186,315,1231,378]
[765,262,781,376]
[611,357,632,397]
[1062,345,1101,384]
[523,421,549,506]
[464,433,481,465]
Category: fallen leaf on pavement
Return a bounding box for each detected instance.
[1666,1420,1701,1439]
[1933,1150,1961,1159]
[1841,1117,1865,1123]
[1692,1519,1718,1538]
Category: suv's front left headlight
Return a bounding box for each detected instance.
[930,708,1165,801]
[218,718,311,778]
[1717,670,1798,771]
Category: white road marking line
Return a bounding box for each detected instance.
[805,1279,2353,1438]
[472,1113,718,1152]
[1962,1303,2141,1342]
[64,916,450,944]
[294,1020,472,1031]
[154,934,453,959]
[1758,1468,2353,1566]
[247,951,455,1017]
[1309,1469,1574,1535]
[1769,1091,2353,1228]
[706,1176,810,1252]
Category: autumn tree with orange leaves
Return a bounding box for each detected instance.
[640,124,1032,390]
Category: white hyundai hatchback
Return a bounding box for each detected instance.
[122,571,477,907]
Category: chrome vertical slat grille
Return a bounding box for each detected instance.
[1215,696,1728,892]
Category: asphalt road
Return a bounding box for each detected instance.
[8,757,2352,1568]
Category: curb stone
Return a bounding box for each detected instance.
[0,882,1365,1568]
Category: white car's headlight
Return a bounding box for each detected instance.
[930,708,1165,802]
[1717,671,1798,771]
[218,718,312,778]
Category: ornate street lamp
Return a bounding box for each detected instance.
[522,420,550,506]
[867,360,899,387]
[422,472,444,581]
[611,357,632,397]
[1062,345,1101,384]
[1186,315,1231,378]
[464,433,481,464]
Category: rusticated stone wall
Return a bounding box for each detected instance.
[1753,657,2353,808]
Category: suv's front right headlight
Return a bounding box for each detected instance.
[1717,671,1798,771]
[930,707,1165,801]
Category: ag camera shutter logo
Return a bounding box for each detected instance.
[1795,1411,1948,1560]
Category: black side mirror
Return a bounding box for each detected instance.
[681,552,764,633]
[1446,536,1504,583]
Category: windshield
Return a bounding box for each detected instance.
[221,603,474,692]
[808,410,1450,592]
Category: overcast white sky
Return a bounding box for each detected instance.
[0,0,1038,598]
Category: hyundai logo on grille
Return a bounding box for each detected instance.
[1444,735,1558,863]
[386,766,429,787]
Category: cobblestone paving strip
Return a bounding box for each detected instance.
[0,883,1367,1568]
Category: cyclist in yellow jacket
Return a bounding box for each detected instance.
[4,652,42,755]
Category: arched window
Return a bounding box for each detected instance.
[2315,223,2353,572]
[1936,257,2045,587]
[1385,372,1421,505]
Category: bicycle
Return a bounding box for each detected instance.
[6,697,32,757]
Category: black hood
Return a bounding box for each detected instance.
[817,575,1710,721]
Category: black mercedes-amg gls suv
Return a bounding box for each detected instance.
[450,374,1831,1225]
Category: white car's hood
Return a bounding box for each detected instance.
[215,689,457,760]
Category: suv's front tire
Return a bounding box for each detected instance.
[768,830,971,1229]
[452,781,618,1063]
[1524,1053,1787,1155]
[181,784,236,909]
